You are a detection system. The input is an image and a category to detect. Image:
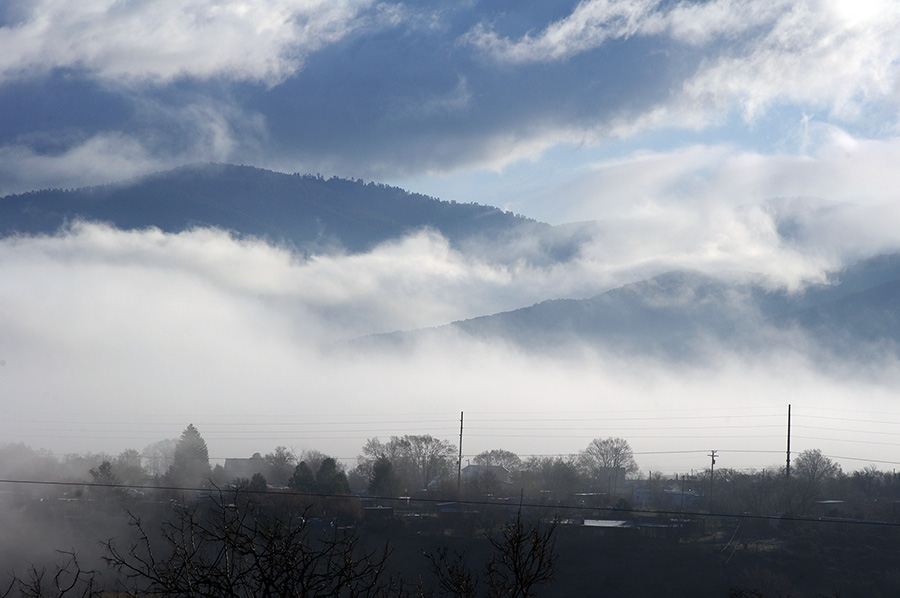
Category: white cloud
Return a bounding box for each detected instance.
[681,0,900,121]
[462,0,659,63]
[462,0,793,65]
[0,220,898,470]
[0,0,383,85]
[0,97,268,195]
[0,133,172,194]
[513,125,900,282]
[464,0,900,139]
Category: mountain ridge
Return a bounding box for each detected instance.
[0,163,544,254]
[361,255,900,362]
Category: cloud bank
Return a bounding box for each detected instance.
[0,215,897,473]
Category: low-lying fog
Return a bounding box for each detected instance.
[0,194,898,475]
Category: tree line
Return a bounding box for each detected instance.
[1,424,894,520]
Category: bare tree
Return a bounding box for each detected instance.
[473,450,523,474]
[424,548,477,598]
[485,513,556,598]
[1,552,100,598]
[142,438,178,478]
[357,436,455,493]
[426,512,557,598]
[789,448,841,515]
[403,435,456,490]
[265,446,298,486]
[102,489,402,597]
[578,437,638,495]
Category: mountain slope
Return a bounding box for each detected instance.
[0,163,547,254]
[373,253,900,361]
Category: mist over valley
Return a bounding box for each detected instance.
[3,1,900,592]
[1,165,897,473]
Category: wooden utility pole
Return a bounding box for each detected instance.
[457,411,464,494]
[785,404,792,478]
[708,450,717,510]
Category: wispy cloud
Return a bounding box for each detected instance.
[464,0,900,129]
[462,0,660,63]
[0,95,268,195]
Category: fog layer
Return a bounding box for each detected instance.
[1,202,898,473]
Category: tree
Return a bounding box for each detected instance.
[426,511,557,598]
[355,437,416,490]
[315,457,350,495]
[356,435,455,493]
[298,449,328,477]
[142,438,177,478]
[403,435,456,490]
[473,449,523,474]
[519,457,582,497]
[790,449,841,514]
[165,424,211,489]
[112,449,145,485]
[578,437,638,494]
[249,472,268,493]
[89,461,117,486]
[264,446,296,487]
[368,456,401,498]
[101,490,400,597]
[1,551,101,598]
[288,461,317,493]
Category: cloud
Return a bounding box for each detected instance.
[0,94,269,195]
[461,0,793,64]
[5,0,899,194]
[0,220,898,472]
[463,0,900,145]
[462,0,660,63]
[0,0,387,85]
[514,124,900,274]
[679,0,900,122]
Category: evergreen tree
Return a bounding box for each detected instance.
[368,456,400,497]
[289,461,317,493]
[165,424,211,488]
[316,457,350,495]
[249,472,268,493]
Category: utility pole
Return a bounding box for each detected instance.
[708,450,717,510]
[457,411,464,494]
[785,404,792,478]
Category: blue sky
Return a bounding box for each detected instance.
[2,0,900,470]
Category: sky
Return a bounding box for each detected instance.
[2,0,900,476]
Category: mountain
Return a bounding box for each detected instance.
[0,163,579,256]
[370,253,900,362]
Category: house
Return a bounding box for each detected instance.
[223,454,267,481]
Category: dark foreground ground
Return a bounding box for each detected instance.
[372,516,900,597]
[3,493,900,597]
